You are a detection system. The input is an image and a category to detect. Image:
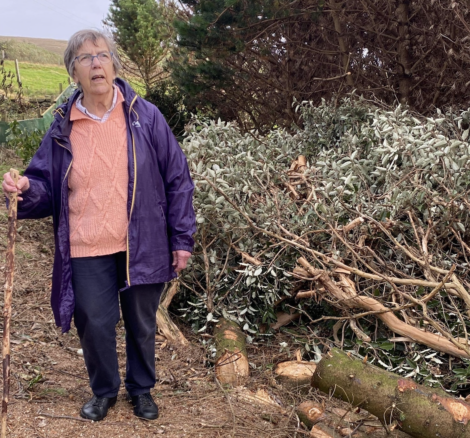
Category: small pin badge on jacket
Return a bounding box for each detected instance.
[132,121,141,128]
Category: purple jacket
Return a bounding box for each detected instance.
[17,78,196,332]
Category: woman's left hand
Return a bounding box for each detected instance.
[172,250,192,274]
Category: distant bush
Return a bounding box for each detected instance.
[0,40,62,65]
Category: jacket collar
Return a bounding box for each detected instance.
[114,78,137,109]
[50,78,137,142]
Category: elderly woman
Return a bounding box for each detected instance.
[2,30,196,421]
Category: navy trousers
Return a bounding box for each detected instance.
[71,251,164,398]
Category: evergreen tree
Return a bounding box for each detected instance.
[172,0,325,131]
[172,0,470,131]
[105,0,176,94]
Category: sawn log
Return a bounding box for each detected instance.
[214,318,249,386]
[296,401,410,437]
[312,348,470,438]
[298,257,470,359]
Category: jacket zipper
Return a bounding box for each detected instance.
[126,95,139,286]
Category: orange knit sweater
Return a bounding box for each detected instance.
[68,91,129,258]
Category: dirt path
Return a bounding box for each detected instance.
[0,202,310,438]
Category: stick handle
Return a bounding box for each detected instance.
[8,169,19,202]
[2,168,19,438]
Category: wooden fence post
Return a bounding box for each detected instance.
[14,60,21,87]
[59,83,63,94]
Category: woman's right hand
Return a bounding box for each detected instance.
[2,173,30,201]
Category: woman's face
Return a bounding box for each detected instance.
[72,38,115,99]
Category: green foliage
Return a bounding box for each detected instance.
[179,119,304,336]
[171,0,325,131]
[6,120,45,165]
[105,0,176,93]
[0,39,62,65]
[145,80,192,139]
[178,97,470,390]
[171,0,277,122]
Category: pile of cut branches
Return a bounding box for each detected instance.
[178,98,470,391]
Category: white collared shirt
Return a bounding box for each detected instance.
[75,85,118,123]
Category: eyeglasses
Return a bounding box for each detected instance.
[74,52,113,67]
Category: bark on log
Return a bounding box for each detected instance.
[2,168,19,438]
[312,348,470,438]
[298,403,363,436]
[274,360,317,393]
[214,318,249,386]
[298,402,409,437]
[298,257,470,359]
[156,281,189,346]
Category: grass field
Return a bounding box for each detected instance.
[3,60,70,98]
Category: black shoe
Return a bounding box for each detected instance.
[128,392,159,420]
[80,395,117,421]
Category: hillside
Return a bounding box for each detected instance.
[0,37,65,65]
[0,36,67,58]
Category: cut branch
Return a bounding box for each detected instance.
[156,280,189,346]
[298,258,470,358]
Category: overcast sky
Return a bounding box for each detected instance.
[2,0,112,41]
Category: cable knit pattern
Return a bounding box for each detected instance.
[68,91,128,258]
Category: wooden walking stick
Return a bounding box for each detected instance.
[2,168,19,438]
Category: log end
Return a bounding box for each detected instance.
[274,361,317,393]
[296,401,325,429]
[215,349,249,386]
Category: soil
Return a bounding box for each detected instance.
[0,154,406,438]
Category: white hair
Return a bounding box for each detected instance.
[64,29,121,88]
